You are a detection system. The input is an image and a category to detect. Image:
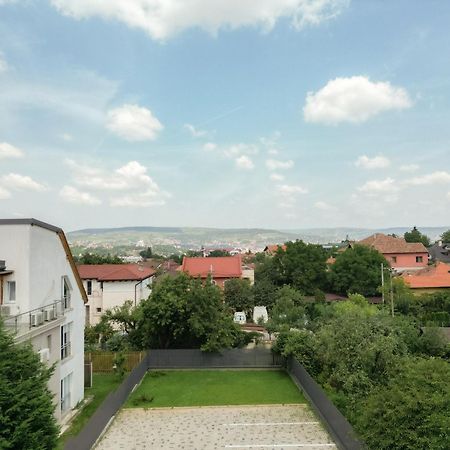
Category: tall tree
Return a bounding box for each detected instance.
[224,278,254,316]
[404,226,431,247]
[328,244,388,296]
[440,229,450,243]
[0,321,58,450]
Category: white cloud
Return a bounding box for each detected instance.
[1,173,47,191]
[0,186,11,199]
[0,52,8,73]
[404,171,450,186]
[59,185,101,205]
[357,177,398,195]
[355,154,391,169]
[224,143,258,157]
[184,123,207,138]
[270,173,285,182]
[235,155,254,170]
[266,159,294,171]
[304,76,412,124]
[399,163,419,172]
[0,142,24,159]
[315,200,335,211]
[60,133,73,142]
[203,142,217,152]
[277,184,308,195]
[106,104,163,141]
[66,159,168,207]
[50,0,349,41]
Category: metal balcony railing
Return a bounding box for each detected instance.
[0,299,65,336]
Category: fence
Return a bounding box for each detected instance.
[148,347,284,369]
[85,351,145,372]
[64,352,150,450]
[288,357,364,450]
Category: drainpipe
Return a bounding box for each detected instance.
[134,279,143,307]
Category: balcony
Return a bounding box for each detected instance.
[0,300,65,337]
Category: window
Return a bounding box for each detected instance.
[61,373,72,412]
[391,256,397,263]
[6,281,15,302]
[416,256,423,263]
[60,323,71,360]
[62,276,71,309]
[86,280,92,295]
[96,307,102,313]
[47,334,52,352]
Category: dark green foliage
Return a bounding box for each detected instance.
[139,273,245,351]
[75,252,123,264]
[139,247,152,259]
[404,226,431,247]
[0,321,59,450]
[207,249,231,257]
[252,278,277,311]
[354,358,450,450]
[224,278,254,316]
[328,244,388,296]
[440,229,450,243]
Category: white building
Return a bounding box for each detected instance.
[0,218,86,425]
[77,264,155,325]
[253,306,269,323]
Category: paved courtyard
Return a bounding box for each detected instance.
[95,404,337,450]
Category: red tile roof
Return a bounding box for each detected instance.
[402,262,450,288]
[77,264,155,281]
[181,256,242,278]
[358,233,428,254]
[264,244,287,253]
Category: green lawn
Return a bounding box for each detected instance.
[56,373,122,449]
[125,370,305,408]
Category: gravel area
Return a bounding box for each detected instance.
[95,404,337,450]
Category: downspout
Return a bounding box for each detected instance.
[134,279,144,307]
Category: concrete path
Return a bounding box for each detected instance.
[95,405,337,450]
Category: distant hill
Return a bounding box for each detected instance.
[67,225,450,254]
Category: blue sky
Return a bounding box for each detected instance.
[0,0,450,231]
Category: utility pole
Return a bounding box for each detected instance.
[381,263,385,304]
[389,269,394,317]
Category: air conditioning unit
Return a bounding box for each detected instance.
[38,348,50,363]
[0,305,13,316]
[31,312,44,327]
[43,309,56,321]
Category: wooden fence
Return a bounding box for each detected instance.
[85,351,145,372]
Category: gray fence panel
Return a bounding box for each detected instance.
[64,352,150,450]
[148,348,283,368]
[288,357,364,450]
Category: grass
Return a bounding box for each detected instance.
[125,370,305,408]
[56,373,122,449]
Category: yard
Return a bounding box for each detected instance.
[56,373,122,449]
[125,369,305,408]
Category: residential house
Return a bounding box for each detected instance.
[0,218,86,424]
[358,233,429,272]
[428,241,450,264]
[77,264,155,325]
[263,244,287,255]
[402,261,450,294]
[180,255,253,288]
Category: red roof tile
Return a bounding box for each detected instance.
[402,262,450,288]
[358,233,428,254]
[77,264,155,281]
[264,244,287,253]
[181,256,242,278]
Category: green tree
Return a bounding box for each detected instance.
[252,278,277,311]
[139,247,152,259]
[0,321,59,450]
[208,249,231,257]
[354,357,450,450]
[139,273,244,351]
[271,241,328,294]
[224,278,254,316]
[328,244,388,296]
[440,229,450,243]
[404,226,431,247]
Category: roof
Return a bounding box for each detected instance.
[428,243,450,264]
[77,264,155,281]
[0,218,88,303]
[358,233,428,254]
[402,261,450,288]
[181,256,242,278]
[263,244,287,253]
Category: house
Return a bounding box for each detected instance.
[358,233,429,272]
[428,242,450,264]
[402,261,450,294]
[180,255,253,288]
[77,264,155,325]
[0,218,86,424]
[263,244,287,255]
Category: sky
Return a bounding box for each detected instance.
[0,0,450,232]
